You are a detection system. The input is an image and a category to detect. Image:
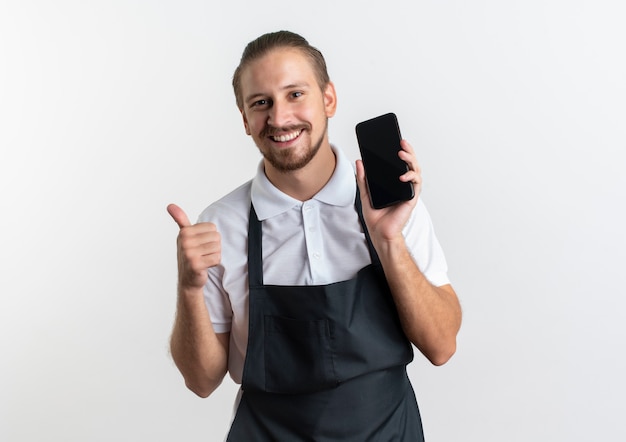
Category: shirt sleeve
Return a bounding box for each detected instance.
[197,207,234,335]
[195,181,253,336]
[402,198,450,287]
[203,265,233,334]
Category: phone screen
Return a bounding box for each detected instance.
[355,113,415,209]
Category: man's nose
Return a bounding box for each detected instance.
[268,100,292,128]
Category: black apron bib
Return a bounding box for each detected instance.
[226,195,425,441]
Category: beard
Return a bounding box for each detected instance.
[258,119,328,172]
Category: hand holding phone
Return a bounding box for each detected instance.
[355,113,415,209]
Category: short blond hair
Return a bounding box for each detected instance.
[232,31,330,110]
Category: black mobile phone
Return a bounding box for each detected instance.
[355,113,415,209]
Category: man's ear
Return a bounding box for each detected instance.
[323,81,338,118]
[241,109,251,135]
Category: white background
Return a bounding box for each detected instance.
[1,1,625,441]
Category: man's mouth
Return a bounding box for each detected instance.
[270,130,302,143]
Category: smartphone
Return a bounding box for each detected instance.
[355,113,415,209]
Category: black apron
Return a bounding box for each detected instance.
[226,195,425,441]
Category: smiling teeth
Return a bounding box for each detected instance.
[272,130,301,142]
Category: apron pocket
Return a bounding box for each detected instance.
[263,315,337,394]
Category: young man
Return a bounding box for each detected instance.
[168,30,461,441]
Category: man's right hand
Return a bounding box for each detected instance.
[167,204,221,289]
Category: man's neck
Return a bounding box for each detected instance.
[264,144,337,202]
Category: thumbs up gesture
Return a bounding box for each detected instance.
[167,204,222,289]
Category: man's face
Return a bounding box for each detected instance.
[239,47,336,172]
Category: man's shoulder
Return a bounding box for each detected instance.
[197,180,252,227]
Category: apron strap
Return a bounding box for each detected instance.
[355,186,382,267]
[248,203,264,287]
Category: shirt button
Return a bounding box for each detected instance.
[312,252,321,260]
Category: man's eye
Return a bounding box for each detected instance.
[291,92,303,98]
[254,99,268,107]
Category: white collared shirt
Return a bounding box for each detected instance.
[198,146,449,384]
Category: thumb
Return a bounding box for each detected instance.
[167,203,192,228]
[355,159,366,185]
[355,160,370,202]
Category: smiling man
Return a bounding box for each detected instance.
[167,31,462,441]
[237,43,337,200]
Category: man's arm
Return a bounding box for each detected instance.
[167,204,229,397]
[356,140,462,366]
[371,239,461,365]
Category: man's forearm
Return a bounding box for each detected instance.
[170,286,229,398]
[376,238,462,366]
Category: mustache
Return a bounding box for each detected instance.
[261,123,311,138]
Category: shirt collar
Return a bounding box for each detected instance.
[251,145,356,220]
